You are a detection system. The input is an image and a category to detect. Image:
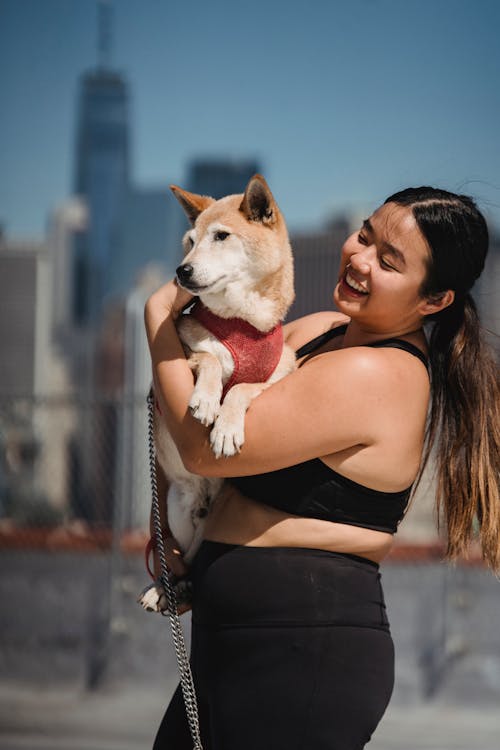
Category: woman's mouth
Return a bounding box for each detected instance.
[339,270,370,298]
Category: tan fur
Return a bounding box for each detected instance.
[169,187,214,224]
[171,175,295,330]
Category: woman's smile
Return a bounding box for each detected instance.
[339,267,370,297]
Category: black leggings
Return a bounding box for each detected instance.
[153,542,394,750]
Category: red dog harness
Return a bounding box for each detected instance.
[190,302,283,399]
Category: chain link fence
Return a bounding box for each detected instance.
[0,393,151,532]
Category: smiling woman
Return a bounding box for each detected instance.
[147,185,500,750]
[334,202,455,338]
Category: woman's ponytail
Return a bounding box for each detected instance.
[384,187,500,571]
[425,294,500,570]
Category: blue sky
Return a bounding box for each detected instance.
[1,0,500,239]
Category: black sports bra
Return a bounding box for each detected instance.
[296,323,429,369]
[228,324,429,534]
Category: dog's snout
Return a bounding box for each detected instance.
[176,264,194,284]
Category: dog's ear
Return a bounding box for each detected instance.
[239,174,277,226]
[170,185,215,226]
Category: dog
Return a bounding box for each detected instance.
[138,174,295,612]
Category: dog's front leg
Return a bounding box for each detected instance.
[210,382,269,458]
[210,345,296,458]
[188,351,224,426]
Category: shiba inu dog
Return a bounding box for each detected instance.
[138,174,295,612]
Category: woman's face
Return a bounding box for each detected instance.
[333,202,432,334]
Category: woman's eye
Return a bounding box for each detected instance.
[357,232,367,245]
[380,257,395,270]
[214,231,230,241]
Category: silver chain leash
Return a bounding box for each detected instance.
[147,391,203,750]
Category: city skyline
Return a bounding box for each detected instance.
[2,0,500,240]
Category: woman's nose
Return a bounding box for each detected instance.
[349,251,371,275]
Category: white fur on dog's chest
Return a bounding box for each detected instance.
[178,316,235,383]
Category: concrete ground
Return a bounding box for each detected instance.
[1,681,499,750]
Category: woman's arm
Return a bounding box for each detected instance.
[145,281,408,479]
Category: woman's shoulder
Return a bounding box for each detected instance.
[284,311,350,352]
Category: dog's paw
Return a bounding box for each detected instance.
[210,415,245,458]
[136,582,167,613]
[189,388,221,426]
[137,579,193,614]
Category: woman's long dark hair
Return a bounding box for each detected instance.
[384,187,500,571]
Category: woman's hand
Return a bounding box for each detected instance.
[160,534,192,616]
[161,534,189,579]
[164,536,191,615]
[144,279,194,345]
[139,534,192,615]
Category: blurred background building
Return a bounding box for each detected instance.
[73,65,129,324]
[187,157,261,198]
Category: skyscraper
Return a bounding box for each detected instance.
[0,239,45,394]
[187,158,261,199]
[73,2,129,324]
[48,198,88,342]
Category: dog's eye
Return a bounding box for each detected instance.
[188,236,195,247]
[214,231,230,242]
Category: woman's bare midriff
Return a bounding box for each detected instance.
[203,483,394,564]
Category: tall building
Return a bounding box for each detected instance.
[73,2,130,324]
[0,239,46,395]
[187,158,261,199]
[114,268,165,531]
[107,186,181,301]
[476,233,500,344]
[0,236,75,521]
[48,198,88,343]
[64,3,131,523]
[287,226,346,322]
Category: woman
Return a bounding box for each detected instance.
[146,187,500,750]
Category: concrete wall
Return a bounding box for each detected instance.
[1,550,499,705]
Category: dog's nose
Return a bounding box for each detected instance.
[176,264,194,284]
